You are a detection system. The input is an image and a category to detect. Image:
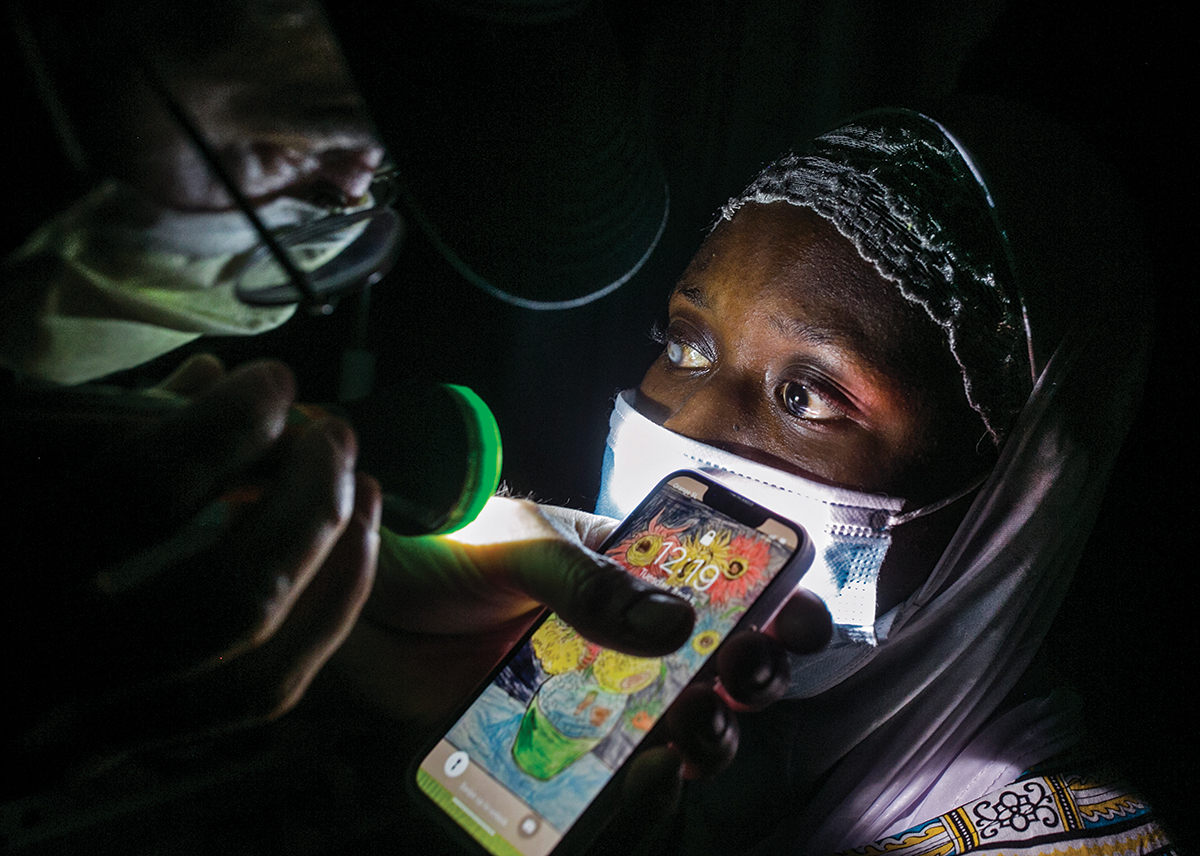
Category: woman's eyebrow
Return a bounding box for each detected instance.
[767,313,849,347]
[672,279,863,352]
[671,281,712,310]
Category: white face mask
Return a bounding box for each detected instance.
[597,391,980,696]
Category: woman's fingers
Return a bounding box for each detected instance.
[582,746,684,856]
[467,500,695,656]
[766,587,833,654]
[667,684,739,780]
[708,590,831,713]
[586,692,735,856]
[516,541,696,657]
[371,497,695,658]
[715,631,792,711]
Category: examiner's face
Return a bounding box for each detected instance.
[118,0,383,210]
[638,202,987,507]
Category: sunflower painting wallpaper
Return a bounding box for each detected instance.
[444,486,796,831]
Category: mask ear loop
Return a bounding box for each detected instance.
[887,472,988,528]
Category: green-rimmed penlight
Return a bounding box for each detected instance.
[426,384,502,535]
[340,382,502,537]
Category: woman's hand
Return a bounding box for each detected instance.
[585,589,831,855]
[333,496,831,849]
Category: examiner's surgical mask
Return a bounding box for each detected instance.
[597,390,980,696]
[2,182,371,385]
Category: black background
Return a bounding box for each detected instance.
[4,0,1195,850]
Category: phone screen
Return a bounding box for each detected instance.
[414,473,805,856]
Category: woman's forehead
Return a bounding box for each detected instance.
[683,203,888,303]
[675,202,947,379]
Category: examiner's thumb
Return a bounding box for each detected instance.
[518,540,695,657]
[441,496,695,656]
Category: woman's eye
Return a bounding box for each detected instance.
[666,339,712,369]
[778,379,842,421]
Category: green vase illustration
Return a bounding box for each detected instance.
[512,670,627,780]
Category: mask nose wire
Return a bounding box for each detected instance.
[887,471,989,528]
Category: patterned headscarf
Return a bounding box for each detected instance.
[663,105,1151,854]
[719,109,1033,446]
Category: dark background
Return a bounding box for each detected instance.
[3,0,1195,851]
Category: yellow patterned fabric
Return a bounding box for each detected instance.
[839,770,1177,856]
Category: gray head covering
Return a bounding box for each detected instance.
[664,105,1151,854]
[719,109,1033,446]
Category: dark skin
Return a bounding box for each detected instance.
[345,203,993,831]
[558,202,996,841]
[640,202,994,615]
[0,357,700,799]
[0,355,782,856]
[396,201,992,845]
[330,493,829,777]
[7,0,826,836]
[348,204,994,843]
[0,203,984,841]
[6,0,794,814]
[1,197,996,856]
[3,357,380,792]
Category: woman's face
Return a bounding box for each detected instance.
[638,203,992,608]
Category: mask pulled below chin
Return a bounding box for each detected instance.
[2,182,368,385]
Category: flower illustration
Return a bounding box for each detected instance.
[532,616,662,696]
[630,710,656,731]
[624,533,663,567]
[673,609,730,674]
[592,649,663,694]
[668,528,733,588]
[531,614,589,674]
[705,533,772,606]
[691,629,722,656]
[607,509,689,580]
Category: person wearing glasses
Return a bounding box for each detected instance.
[5,3,1174,853]
[1,0,394,385]
[0,0,718,804]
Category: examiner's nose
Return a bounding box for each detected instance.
[313,145,385,204]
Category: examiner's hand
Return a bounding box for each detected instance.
[334,496,830,846]
[3,357,380,793]
[331,498,697,723]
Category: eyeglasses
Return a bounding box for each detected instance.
[233,171,404,311]
[133,41,403,315]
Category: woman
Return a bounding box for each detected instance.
[590,104,1167,853]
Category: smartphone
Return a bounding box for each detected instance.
[411,471,813,856]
